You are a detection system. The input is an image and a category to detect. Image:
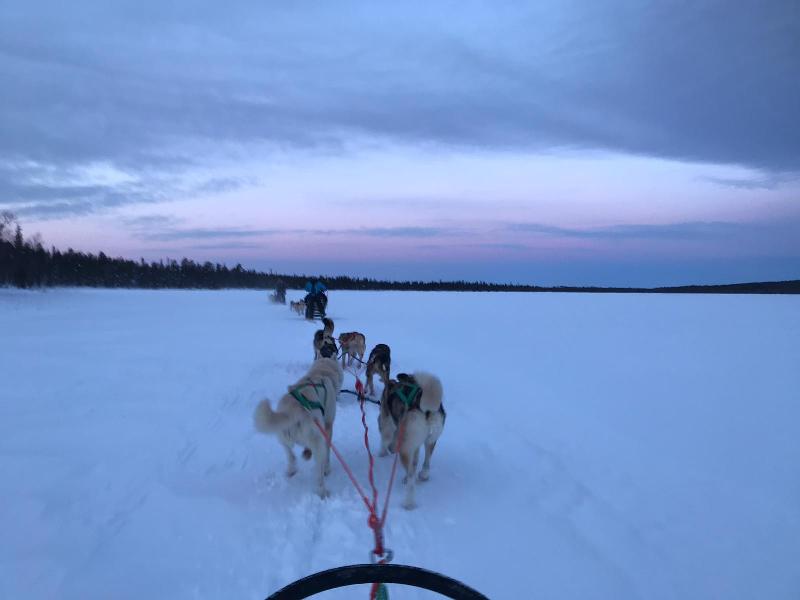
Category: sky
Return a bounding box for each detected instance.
[1,0,798,286]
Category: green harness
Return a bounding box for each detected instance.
[289,381,328,415]
[393,382,420,408]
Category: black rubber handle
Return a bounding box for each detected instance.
[265,563,490,599]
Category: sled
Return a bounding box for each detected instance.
[270,281,288,304]
[266,563,488,599]
[305,293,328,319]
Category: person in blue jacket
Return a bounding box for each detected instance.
[303,280,315,319]
[314,281,328,316]
[303,280,328,319]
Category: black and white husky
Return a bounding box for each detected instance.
[364,343,391,396]
[313,318,336,360]
[253,357,344,498]
[379,371,446,509]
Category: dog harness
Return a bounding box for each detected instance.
[392,379,421,409]
[290,381,328,415]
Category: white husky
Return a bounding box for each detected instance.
[378,371,446,509]
[253,357,344,498]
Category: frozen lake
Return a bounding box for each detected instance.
[1,288,798,599]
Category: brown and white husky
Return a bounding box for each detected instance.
[253,357,344,498]
[338,331,366,368]
[378,371,446,509]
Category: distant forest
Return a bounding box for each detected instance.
[1,213,798,294]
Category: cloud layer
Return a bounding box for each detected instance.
[1,1,797,286]
[1,0,798,216]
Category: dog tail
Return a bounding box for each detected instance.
[413,371,443,413]
[322,317,334,335]
[253,399,293,433]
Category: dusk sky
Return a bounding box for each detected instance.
[1,1,798,286]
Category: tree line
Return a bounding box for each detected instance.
[0,214,289,289]
[1,212,797,293]
[0,213,545,291]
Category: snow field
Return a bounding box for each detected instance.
[1,288,799,599]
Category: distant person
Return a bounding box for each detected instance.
[274,279,286,304]
[315,280,328,316]
[304,280,316,319]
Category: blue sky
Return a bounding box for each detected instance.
[1,0,798,286]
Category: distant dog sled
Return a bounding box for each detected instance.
[303,280,328,319]
[269,280,287,304]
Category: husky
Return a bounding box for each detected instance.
[379,371,446,509]
[290,300,306,316]
[338,332,366,368]
[313,318,335,360]
[253,357,344,498]
[364,343,391,396]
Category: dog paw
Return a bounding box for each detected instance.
[286,467,298,478]
[317,488,331,499]
[402,475,409,485]
[324,465,332,476]
[402,499,418,510]
[417,470,430,482]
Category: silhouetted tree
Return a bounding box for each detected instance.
[0,215,797,294]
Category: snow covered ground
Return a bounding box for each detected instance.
[1,288,799,599]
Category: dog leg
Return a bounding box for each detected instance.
[378,410,395,456]
[400,448,420,509]
[418,440,436,481]
[282,442,298,478]
[365,371,374,396]
[324,422,333,476]
[312,435,330,498]
[397,412,427,508]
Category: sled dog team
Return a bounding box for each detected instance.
[254,316,446,509]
